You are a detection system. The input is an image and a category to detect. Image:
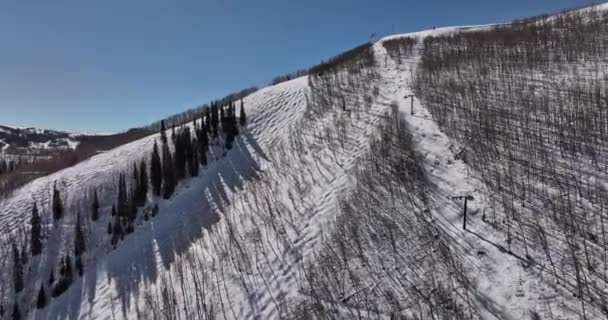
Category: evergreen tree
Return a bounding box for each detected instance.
[74,213,86,257]
[11,302,20,320]
[52,253,73,297]
[20,242,27,267]
[183,127,194,177]
[111,204,116,217]
[132,162,139,200]
[150,141,162,196]
[225,102,239,150]
[30,202,42,256]
[52,182,63,220]
[211,103,219,138]
[220,104,226,135]
[171,122,176,144]
[107,221,112,235]
[239,99,247,126]
[231,102,239,136]
[75,256,84,276]
[12,241,23,293]
[174,129,187,180]
[162,143,176,199]
[111,216,122,245]
[36,285,46,309]
[48,268,55,285]
[198,122,209,166]
[205,108,212,135]
[117,173,128,220]
[190,139,200,177]
[91,189,99,221]
[63,254,73,281]
[160,120,167,145]
[138,158,148,205]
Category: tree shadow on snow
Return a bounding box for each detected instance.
[105,131,264,318]
[36,129,265,320]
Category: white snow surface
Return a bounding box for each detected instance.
[1,18,602,319]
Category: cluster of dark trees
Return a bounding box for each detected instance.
[7,99,248,318]
[8,182,85,317]
[108,161,149,245]
[0,159,19,176]
[146,87,255,133]
[411,8,608,316]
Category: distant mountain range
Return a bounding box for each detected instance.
[0,125,84,155]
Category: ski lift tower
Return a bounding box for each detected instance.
[404,94,415,115]
[452,192,474,230]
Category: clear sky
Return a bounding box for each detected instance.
[0,0,597,133]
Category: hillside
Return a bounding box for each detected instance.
[2,3,608,320]
[0,125,82,157]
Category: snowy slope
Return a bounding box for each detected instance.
[3,6,608,319]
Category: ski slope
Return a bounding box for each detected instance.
[2,12,605,319]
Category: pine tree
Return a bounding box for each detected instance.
[183,127,194,177]
[75,255,84,276]
[138,158,148,205]
[225,102,239,150]
[117,173,128,220]
[211,103,219,138]
[11,302,20,320]
[30,202,42,256]
[132,162,139,201]
[239,99,247,126]
[220,104,226,135]
[20,242,27,266]
[111,217,122,245]
[36,285,46,309]
[205,108,212,135]
[111,204,116,217]
[190,138,200,177]
[174,128,187,180]
[52,253,73,297]
[198,122,209,166]
[171,122,176,144]
[64,254,73,281]
[74,213,86,257]
[48,268,55,285]
[160,120,167,145]
[91,189,99,221]
[12,242,23,293]
[231,102,239,136]
[162,143,176,199]
[150,141,162,196]
[52,182,63,220]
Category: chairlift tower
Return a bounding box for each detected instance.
[452,192,474,230]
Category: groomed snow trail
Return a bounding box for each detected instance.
[377,29,585,319]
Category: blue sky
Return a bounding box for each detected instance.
[0,0,596,133]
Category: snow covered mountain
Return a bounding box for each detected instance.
[2,3,608,320]
[0,125,82,154]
